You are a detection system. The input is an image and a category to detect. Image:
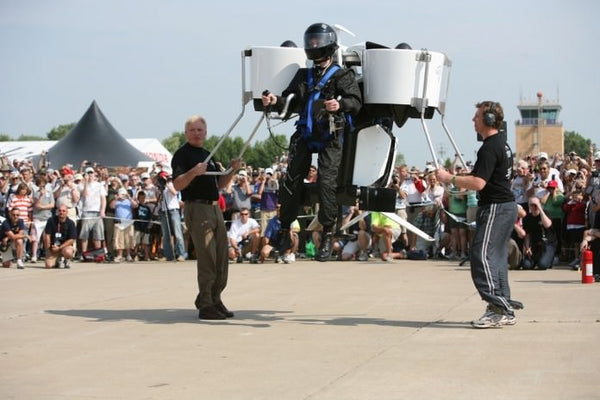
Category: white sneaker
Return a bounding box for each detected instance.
[16,259,25,269]
[357,251,368,261]
[31,256,37,263]
[126,255,133,262]
[471,305,516,328]
[283,253,296,264]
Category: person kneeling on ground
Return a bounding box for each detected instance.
[228,207,261,263]
[1,208,29,269]
[260,206,299,263]
[370,211,406,261]
[43,205,77,269]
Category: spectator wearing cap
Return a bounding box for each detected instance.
[110,187,138,262]
[55,168,81,222]
[527,160,564,200]
[140,171,158,210]
[0,164,11,177]
[226,169,253,221]
[257,167,279,236]
[562,169,579,195]
[158,170,187,262]
[537,152,562,184]
[119,174,134,197]
[79,167,107,257]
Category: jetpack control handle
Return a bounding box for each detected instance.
[263,89,295,119]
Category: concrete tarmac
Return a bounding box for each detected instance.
[1,257,599,400]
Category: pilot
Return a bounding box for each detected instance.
[262,22,362,261]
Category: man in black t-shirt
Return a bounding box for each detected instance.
[172,115,241,320]
[43,204,77,269]
[437,101,520,328]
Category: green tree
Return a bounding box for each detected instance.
[394,153,405,167]
[17,134,46,141]
[244,134,288,168]
[47,123,75,140]
[0,134,13,142]
[162,131,186,154]
[564,130,592,158]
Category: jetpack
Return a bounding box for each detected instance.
[206,24,466,219]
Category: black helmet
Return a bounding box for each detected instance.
[395,42,412,50]
[280,40,297,48]
[304,23,338,61]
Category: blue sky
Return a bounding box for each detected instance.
[1,0,598,168]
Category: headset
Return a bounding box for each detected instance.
[483,102,497,127]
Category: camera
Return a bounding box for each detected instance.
[53,232,62,247]
[156,172,170,191]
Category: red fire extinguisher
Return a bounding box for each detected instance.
[581,249,594,284]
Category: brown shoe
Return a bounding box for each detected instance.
[215,302,234,318]
[198,305,226,320]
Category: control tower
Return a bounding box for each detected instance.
[515,91,563,160]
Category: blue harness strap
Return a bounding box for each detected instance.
[304,64,340,136]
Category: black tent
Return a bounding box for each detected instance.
[46,101,153,168]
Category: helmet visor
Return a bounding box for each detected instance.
[304,31,336,51]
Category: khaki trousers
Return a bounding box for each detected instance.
[184,202,229,310]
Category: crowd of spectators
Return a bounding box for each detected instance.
[1,147,599,278]
[0,156,187,268]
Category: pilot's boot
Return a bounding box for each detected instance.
[315,232,333,262]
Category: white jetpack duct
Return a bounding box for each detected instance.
[248,46,307,112]
[363,49,446,109]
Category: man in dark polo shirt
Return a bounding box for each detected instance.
[172,115,241,320]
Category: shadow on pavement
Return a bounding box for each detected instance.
[45,308,470,329]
